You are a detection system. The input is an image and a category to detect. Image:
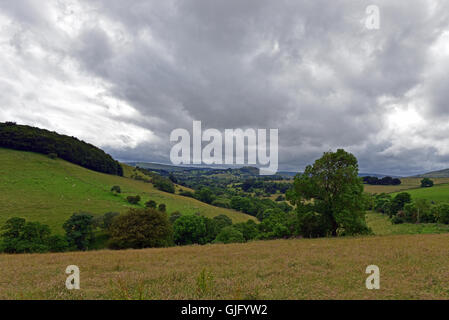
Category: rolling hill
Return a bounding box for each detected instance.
[0,148,257,233]
[414,168,449,178]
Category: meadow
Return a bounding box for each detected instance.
[0,232,448,299]
[0,148,256,232]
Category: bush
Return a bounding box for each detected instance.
[63,213,95,251]
[108,208,173,249]
[110,185,121,194]
[179,191,195,198]
[47,235,69,252]
[126,195,141,205]
[233,220,260,241]
[47,153,58,159]
[170,211,182,224]
[158,203,167,212]
[214,226,245,244]
[145,200,157,209]
[437,204,449,224]
[173,215,207,245]
[420,178,434,188]
[297,210,332,238]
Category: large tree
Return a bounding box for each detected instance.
[287,149,370,236]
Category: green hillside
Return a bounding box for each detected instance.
[391,183,449,203]
[0,148,256,233]
[415,168,449,178]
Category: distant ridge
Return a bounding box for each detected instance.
[413,168,449,178]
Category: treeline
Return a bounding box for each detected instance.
[363,176,401,185]
[0,122,123,176]
[0,207,298,253]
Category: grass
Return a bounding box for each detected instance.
[0,148,256,233]
[366,211,449,235]
[363,177,449,194]
[1,233,448,299]
[390,183,449,203]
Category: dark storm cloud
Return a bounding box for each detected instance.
[1,0,449,175]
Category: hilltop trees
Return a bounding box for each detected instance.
[287,149,371,236]
[0,122,123,176]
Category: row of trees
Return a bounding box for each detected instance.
[0,122,123,175]
[363,176,401,185]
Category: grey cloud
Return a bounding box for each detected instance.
[1,0,449,175]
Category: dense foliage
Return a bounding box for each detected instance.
[287,149,371,237]
[0,122,123,175]
[108,208,173,249]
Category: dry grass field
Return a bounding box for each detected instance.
[1,233,448,300]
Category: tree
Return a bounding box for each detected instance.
[233,220,260,241]
[390,192,412,214]
[145,200,157,209]
[196,187,215,204]
[420,178,434,188]
[63,213,95,251]
[108,208,173,249]
[287,149,370,236]
[214,226,245,244]
[212,214,233,230]
[173,215,207,245]
[158,203,167,212]
[1,218,54,253]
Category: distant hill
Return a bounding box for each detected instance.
[414,168,449,178]
[0,148,257,233]
[0,122,122,176]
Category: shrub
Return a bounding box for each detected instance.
[420,178,434,188]
[437,204,449,224]
[47,153,58,159]
[158,203,167,212]
[214,226,245,244]
[110,185,121,194]
[179,191,195,198]
[145,200,157,209]
[47,235,69,252]
[170,211,182,224]
[126,195,141,205]
[233,220,260,241]
[108,208,173,249]
[63,213,95,251]
[173,215,207,245]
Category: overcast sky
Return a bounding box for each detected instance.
[1,0,449,176]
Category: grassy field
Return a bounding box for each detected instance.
[0,233,448,299]
[390,183,449,203]
[363,177,449,194]
[0,148,256,232]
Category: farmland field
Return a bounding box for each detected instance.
[363,178,449,194]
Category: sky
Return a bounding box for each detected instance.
[1,0,449,176]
